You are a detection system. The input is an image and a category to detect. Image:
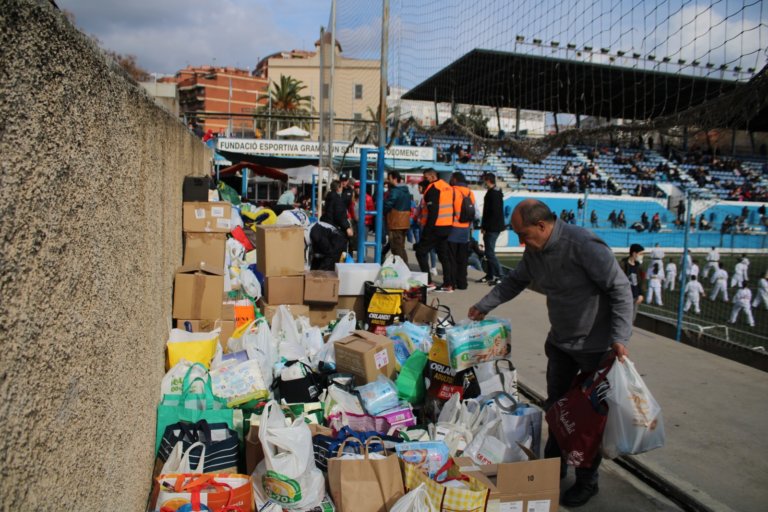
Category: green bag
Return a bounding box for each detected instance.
[155,367,244,454]
[396,350,428,404]
[217,181,242,205]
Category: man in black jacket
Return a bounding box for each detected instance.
[479,173,505,284]
[312,180,352,269]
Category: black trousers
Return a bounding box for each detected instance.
[543,342,611,484]
[447,241,469,289]
[414,231,450,285]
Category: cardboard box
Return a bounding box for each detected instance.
[304,271,339,304]
[183,201,232,233]
[261,303,310,324]
[335,263,381,296]
[334,330,397,383]
[455,457,560,512]
[264,275,305,305]
[337,295,365,320]
[184,232,226,269]
[309,304,338,327]
[172,264,225,320]
[255,225,305,277]
[175,319,236,352]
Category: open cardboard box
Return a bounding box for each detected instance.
[455,454,560,512]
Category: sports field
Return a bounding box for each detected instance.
[499,253,768,347]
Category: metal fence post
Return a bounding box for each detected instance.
[357,148,369,262]
[675,193,693,342]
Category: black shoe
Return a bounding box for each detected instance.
[476,276,492,283]
[562,481,599,507]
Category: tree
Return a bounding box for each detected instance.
[454,106,490,138]
[260,75,312,133]
[351,105,395,146]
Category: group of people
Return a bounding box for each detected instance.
[313,169,508,294]
[621,244,766,327]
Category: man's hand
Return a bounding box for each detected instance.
[468,306,487,321]
[346,227,354,238]
[612,342,629,362]
[635,296,644,305]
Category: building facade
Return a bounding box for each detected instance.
[255,40,380,141]
[175,66,268,137]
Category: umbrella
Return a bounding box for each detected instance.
[276,126,310,138]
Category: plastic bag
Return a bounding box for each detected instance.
[217,181,241,205]
[160,441,205,474]
[240,265,262,300]
[161,359,206,399]
[474,358,518,401]
[390,483,436,512]
[255,401,325,509]
[376,254,412,289]
[602,358,665,458]
[226,237,246,265]
[328,311,357,343]
[276,209,310,227]
[271,305,305,361]
[396,350,428,404]
[210,359,270,406]
[446,318,512,371]
[463,415,529,465]
[166,328,221,369]
[357,375,399,416]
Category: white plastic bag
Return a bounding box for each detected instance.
[390,483,436,512]
[227,318,275,389]
[256,401,325,509]
[328,311,356,343]
[271,306,305,361]
[463,415,530,465]
[161,359,206,399]
[474,359,519,401]
[376,255,412,289]
[160,441,205,474]
[276,209,310,227]
[490,394,543,458]
[602,358,665,458]
[240,266,262,300]
[226,237,246,265]
[210,359,269,405]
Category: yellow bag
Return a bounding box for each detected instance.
[166,328,220,369]
[402,459,489,512]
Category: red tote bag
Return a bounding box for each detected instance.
[545,355,615,468]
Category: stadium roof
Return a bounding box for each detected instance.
[402,49,766,128]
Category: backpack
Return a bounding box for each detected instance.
[457,190,475,223]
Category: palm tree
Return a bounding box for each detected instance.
[259,75,312,134]
[351,105,396,146]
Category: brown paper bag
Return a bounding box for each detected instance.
[327,438,405,512]
[402,297,440,325]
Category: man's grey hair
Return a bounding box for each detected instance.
[518,200,556,226]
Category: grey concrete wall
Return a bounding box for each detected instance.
[0,1,211,509]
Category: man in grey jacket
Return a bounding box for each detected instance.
[468,199,632,508]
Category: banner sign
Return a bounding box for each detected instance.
[217,138,435,162]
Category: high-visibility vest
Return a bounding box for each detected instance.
[425,179,454,227]
[452,184,474,228]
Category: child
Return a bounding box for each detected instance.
[752,272,768,311]
[646,262,664,306]
[709,262,729,302]
[729,281,755,327]
[683,275,704,314]
[664,259,677,291]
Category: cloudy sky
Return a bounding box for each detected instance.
[58,0,331,74]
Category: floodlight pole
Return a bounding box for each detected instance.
[318,26,326,217]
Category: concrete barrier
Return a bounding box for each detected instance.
[0,1,211,508]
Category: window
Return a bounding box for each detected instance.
[354,84,363,99]
[353,113,362,121]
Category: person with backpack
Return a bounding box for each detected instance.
[444,172,476,291]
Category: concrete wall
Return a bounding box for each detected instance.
[0,1,211,509]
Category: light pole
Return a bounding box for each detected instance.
[227,76,232,137]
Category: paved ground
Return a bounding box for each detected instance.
[426,261,768,511]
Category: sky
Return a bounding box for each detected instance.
[58,0,766,87]
[58,0,332,75]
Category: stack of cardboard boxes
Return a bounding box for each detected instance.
[256,225,340,327]
[173,201,239,346]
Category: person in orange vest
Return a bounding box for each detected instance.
[415,170,454,290]
[446,172,476,290]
